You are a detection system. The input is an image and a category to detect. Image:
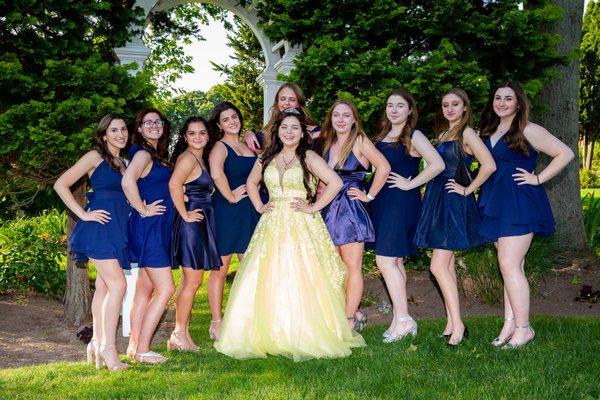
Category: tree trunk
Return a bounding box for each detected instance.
[533,0,589,253]
[582,131,590,169]
[585,137,595,170]
[63,181,92,325]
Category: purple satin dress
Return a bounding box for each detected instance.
[321,150,375,246]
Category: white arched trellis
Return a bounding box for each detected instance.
[115,0,301,337]
[115,0,301,124]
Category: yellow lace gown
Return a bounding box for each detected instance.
[214,162,365,361]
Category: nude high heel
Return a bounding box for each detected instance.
[96,344,129,371]
[209,319,222,340]
[86,339,99,364]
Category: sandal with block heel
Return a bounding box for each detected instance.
[167,331,197,352]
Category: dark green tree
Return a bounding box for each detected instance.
[0,1,154,324]
[162,88,224,131]
[580,0,600,171]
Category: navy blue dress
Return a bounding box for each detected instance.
[171,156,222,270]
[69,159,131,269]
[128,144,175,268]
[414,140,484,250]
[212,142,260,256]
[478,137,555,241]
[367,140,421,257]
[321,150,375,246]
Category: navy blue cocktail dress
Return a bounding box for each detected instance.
[69,159,131,269]
[171,158,222,270]
[478,137,555,241]
[414,140,484,250]
[212,142,260,256]
[128,144,175,268]
[367,140,421,257]
[321,150,375,246]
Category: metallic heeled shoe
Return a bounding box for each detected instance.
[383,316,417,343]
[491,317,515,347]
[355,310,367,332]
[503,324,535,350]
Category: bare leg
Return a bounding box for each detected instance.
[339,242,365,323]
[207,253,243,339]
[91,274,107,345]
[430,249,465,345]
[91,258,127,367]
[127,268,153,355]
[377,255,413,336]
[497,234,535,345]
[135,267,175,357]
[173,268,204,349]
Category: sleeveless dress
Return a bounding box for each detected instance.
[478,137,555,241]
[255,125,321,148]
[214,162,365,361]
[414,140,485,250]
[367,140,421,257]
[128,144,175,268]
[321,150,375,246]
[171,155,222,270]
[69,159,131,269]
[212,142,260,256]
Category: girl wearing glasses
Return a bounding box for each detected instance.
[122,108,175,364]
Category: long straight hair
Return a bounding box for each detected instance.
[479,80,530,155]
[95,113,127,172]
[132,107,171,167]
[316,99,366,169]
[170,116,212,171]
[376,88,418,153]
[208,101,244,142]
[434,88,473,151]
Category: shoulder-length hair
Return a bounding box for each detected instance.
[479,80,530,155]
[132,107,171,167]
[170,116,212,171]
[95,113,128,172]
[315,99,366,169]
[260,108,314,201]
[376,88,418,153]
[434,88,473,150]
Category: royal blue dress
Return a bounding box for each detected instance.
[321,150,375,246]
[69,159,131,269]
[212,142,260,256]
[367,140,421,257]
[414,140,485,250]
[478,137,555,241]
[171,158,222,270]
[128,144,175,268]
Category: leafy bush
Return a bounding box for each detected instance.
[582,193,600,255]
[0,210,67,298]
[580,168,600,189]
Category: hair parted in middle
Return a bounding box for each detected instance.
[434,88,473,151]
[132,107,172,168]
[170,115,213,170]
[376,87,419,154]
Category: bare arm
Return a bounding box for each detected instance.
[388,130,445,190]
[209,142,247,204]
[246,158,271,213]
[447,127,496,196]
[348,136,391,202]
[121,150,166,217]
[291,151,343,213]
[53,150,110,223]
[169,154,203,222]
[513,123,574,185]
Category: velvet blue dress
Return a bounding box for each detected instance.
[367,140,421,257]
[321,150,375,246]
[69,159,131,269]
[478,137,555,241]
[212,142,260,256]
[414,140,484,250]
[128,144,175,268]
[171,156,222,270]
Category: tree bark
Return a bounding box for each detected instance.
[586,137,595,170]
[533,0,589,253]
[63,181,92,325]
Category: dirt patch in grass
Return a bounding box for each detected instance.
[1,261,598,369]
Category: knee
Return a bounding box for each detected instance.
[183,279,202,293]
[430,263,443,278]
[109,279,127,297]
[155,283,176,301]
[498,255,520,276]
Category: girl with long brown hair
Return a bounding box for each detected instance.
[54,113,131,371]
[122,107,175,364]
[414,88,496,346]
[368,89,445,342]
[478,81,573,349]
[315,99,391,331]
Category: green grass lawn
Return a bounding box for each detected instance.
[1,267,599,400]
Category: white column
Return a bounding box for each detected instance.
[114,35,151,74]
[121,266,139,337]
[256,67,281,125]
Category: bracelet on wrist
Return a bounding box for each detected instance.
[366,192,375,201]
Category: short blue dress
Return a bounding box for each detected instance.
[171,156,222,270]
[478,137,555,241]
[414,140,485,250]
[128,144,175,268]
[69,159,131,269]
[212,142,260,256]
[321,150,375,246]
[367,140,421,257]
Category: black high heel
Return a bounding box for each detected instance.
[446,325,469,348]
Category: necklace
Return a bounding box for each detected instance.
[281,151,296,170]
